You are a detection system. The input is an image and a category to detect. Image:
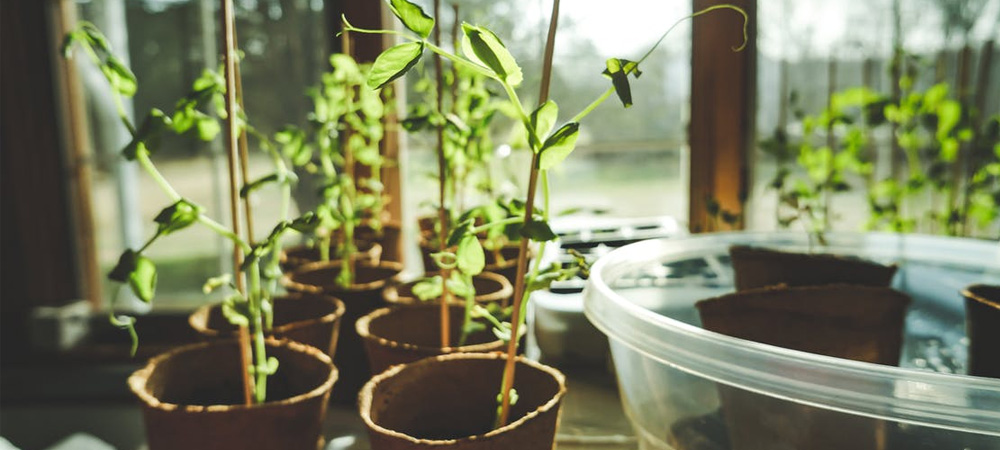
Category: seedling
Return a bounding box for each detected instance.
[65,22,317,404]
[348,0,746,428]
[275,52,390,288]
[764,53,999,240]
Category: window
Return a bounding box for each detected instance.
[73,0,333,309]
[751,0,1000,237]
[400,0,695,223]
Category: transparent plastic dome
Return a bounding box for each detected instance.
[584,232,1000,450]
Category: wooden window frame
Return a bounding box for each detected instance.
[689,0,757,233]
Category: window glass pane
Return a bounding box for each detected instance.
[752,0,1000,237]
[75,0,330,309]
[401,0,693,221]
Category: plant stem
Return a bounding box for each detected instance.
[468,216,523,235]
[638,5,747,64]
[135,149,182,202]
[248,260,268,403]
[497,0,560,428]
[571,88,615,123]
[197,215,252,254]
[458,273,474,347]
[434,0,451,349]
[423,41,497,80]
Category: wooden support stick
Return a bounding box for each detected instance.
[220,0,254,407]
[497,0,560,428]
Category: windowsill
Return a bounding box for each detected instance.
[0,362,635,450]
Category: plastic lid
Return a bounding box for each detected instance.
[584,232,1000,436]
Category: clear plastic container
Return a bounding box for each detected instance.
[583,232,1000,450]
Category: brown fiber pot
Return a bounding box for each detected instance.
[281,240,382,273]
[188,293,345,359]
[694,284,911,450]
[382,271,513,307]
[282,260,403,403]
[728,245,898,291]
[357,304,506,374]
[358,220,404,263]
[128,339,336,450]
[962,284,1000,379]
[359,352,566,450]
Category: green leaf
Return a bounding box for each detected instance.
[202,274,233,294]
[936,100,961,140]
[154,199,202,236]
[446,272,475,298]
[923,83,949,109]
[108,250,139,283]
[101,55,137,97]
[526,267,573,294]
[446,219,475,248]
[538,122,580,169]
[240,173,281,198]
[529,101,558,149]
[196,116,221,141]
[386,0,435,38]
[940,138,959,162]
[519,220,557,241]
[456,235,485,275]
[80,22,112,53]
[412,275,444,301]
[289,212,321,233]
[602,58,641,108]
[62,30,84,58]
[129,254,157,303]
[461,23,522,86]
[123,109,172,160]
[368,42,424,90]
[221,294,250,328]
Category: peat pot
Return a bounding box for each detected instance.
[189,293,345,359]
[584,232,1000,450]
[382,271,513,307]
[128,339,336,450]
[281,240,383,273]
[358,220,404,263]
[962,284,1000,378]
[282,260,403,403]
[359,352,565,450]
[357,304,505,374]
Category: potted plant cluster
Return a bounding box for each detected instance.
[64,9,340,449]
[342,0,749,448]
[278,35,406,403]
[277,50,398,272]
[344,2,523,382]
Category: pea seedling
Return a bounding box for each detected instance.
[348,0,746,427]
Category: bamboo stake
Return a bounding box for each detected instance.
[342,29,358,280]
[220,0,254,407]
[497,0,560,428]
[433,0,451,349]
[233,35,256,244]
